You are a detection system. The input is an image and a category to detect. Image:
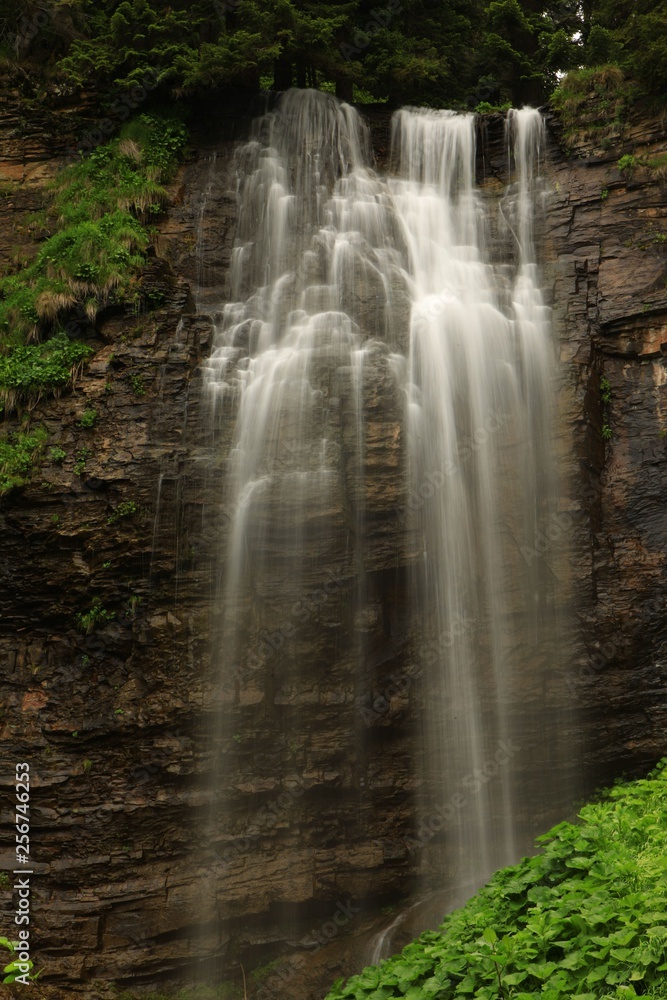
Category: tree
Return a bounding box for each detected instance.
[478,0,582,106]
[592,0,667,97]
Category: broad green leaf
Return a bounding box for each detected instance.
[585,965,608,983]
[502,971,528,985]
[527,961,558,979]
[559,950,586,970]
[609,947,633,961]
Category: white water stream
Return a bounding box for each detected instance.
[203,89,570,962]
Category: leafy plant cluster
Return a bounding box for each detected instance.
[0,334,92,414]
[1,113,185,341]
[107,499,139,524]
[327,760,667,1000]
[78,408,98,428]
[0,113,186,413]
[550,64,635,151]
[0,935,39,985]
[76,597,116,634]
[0,426,48,494]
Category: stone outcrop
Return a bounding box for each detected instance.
[543,111,667,779]
[0,91,665,1000]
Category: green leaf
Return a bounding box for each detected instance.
[527,962,558,980]
[586,965,609,984]
[482,927,497,944]
[502,971,528,985]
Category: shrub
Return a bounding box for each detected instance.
[73,446,90,476]
[76,598,115,634]
[474,101,513,114]
[618,154,638,175]
[327,761,667,1000]
[0,335,93,414]
[550,64,633,151]
[107,500,139,524]
[0,427,49,494]
[0,114,187,409]
[78,408,98,428]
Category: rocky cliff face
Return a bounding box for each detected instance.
[0,94,666,1000]
[543,112,667,779]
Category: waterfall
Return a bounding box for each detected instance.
[202,89,572,973]
[393,105,565,910]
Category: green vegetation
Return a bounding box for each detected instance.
[74,446,91,476]
[475,101,513,115]
[0,1,663,111]
[128,587,143,610]
[618,154,638,175]
[550,4,667,148]
[76,598,116,634]
[0,335,93,415]
[1,0,666,117]
[108,499,139,524]
[0,113,186,415]
[48,445,67,464]
[130,371,145,395]
[614,154,667,183]
[328,760,667,1000]
[550,64,634,151]
[1,935,39,985]
[78,408,98,428]
[0,426,48,494]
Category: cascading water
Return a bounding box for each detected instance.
[201,89,573,975]
[393,105,567,909]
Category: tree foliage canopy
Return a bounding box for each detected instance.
[0,0,665,109]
